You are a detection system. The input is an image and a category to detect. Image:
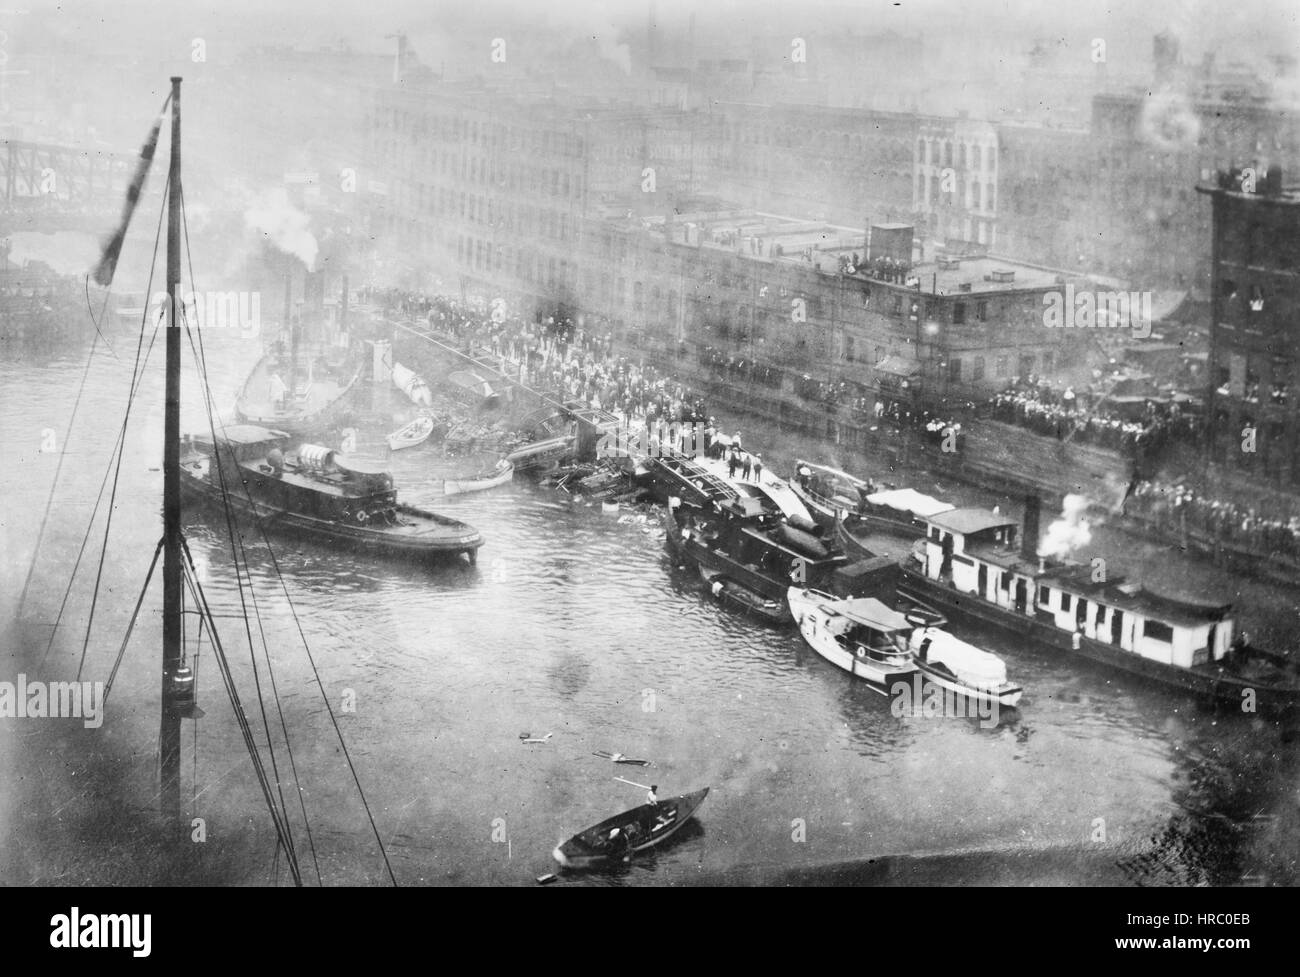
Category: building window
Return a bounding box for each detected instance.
[976,300,988,321]
[995,356,1008,378]
[952,302,966,325]
[972,356,985,381]
[949,358,962,381]
[845,335,856,362]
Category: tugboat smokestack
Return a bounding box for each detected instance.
[1023,493,1041,562]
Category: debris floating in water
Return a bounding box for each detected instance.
[593,750,652,766]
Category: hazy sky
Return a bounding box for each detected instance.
[10,0,1297,65]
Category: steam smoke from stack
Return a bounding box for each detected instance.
[1037,494,1094,560]
[244,188,319,270]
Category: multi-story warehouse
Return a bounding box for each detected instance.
[1197,167,1300,487]
[707,101,917,228]
[366,77,1112,441]
[568,208,1104,443]
[367,78,712,301]
[1084,87,1300,289]
[914,116,1000,249]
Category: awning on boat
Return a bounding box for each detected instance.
[830,596,913,632]
[864,488,954,518]
[926,507,1018,536]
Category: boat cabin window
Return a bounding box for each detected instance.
[929,526,940,541]
[1061,593,1072,612]
[1143,620,1174,643]
[1038,585,1051,606]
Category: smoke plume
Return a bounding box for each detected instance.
[1037,493,1093,560]
[244,188,319,269]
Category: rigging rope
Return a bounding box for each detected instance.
[75,179,174,682]
[18,330,104,619]
[180,556,303,886]
[180,190,322,885]
[102,537,164,705]
[180,191,396,886]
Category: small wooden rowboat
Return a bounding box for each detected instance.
[699,567,788,626]
[552,787,709,870]
[443,458,514,496]
[387,414,437,451]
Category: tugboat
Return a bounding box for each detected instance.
[235,299,364,438]
[898,504,1300,711]
[180,425,483,564]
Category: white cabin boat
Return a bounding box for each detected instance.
[787,589,919,692]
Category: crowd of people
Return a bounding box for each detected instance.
[699,346,783,389]
[987,379,1200,459]
[374,289,718,441]
[1123,480,1300,560]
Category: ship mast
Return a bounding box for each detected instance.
[160,75,183,825]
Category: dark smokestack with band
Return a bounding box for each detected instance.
[1022,493,1041,562]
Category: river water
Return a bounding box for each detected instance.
[1,324,1298,887]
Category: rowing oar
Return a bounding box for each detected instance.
[593,751,651,766]
[614,776,653,791]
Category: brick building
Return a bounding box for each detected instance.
[1197,167,1300,485]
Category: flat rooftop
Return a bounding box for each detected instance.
[633,208,1085,292]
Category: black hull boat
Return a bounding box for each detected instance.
[180,425,483,564]
[898,506,1300,713]
[664,500,846,623]
[699,567,788,626]
[552,788,709,870]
